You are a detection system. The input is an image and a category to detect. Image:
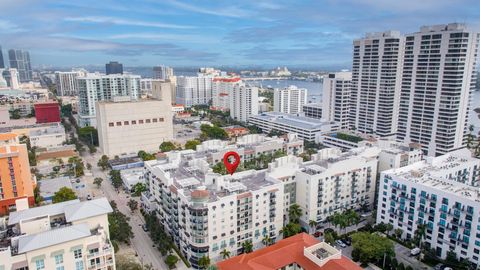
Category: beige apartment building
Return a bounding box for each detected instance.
[0,198,115,270]
[96,80,173,157]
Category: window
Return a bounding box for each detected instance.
[75,261,84,270]
[139,120,144,124]
[146,119,151,123]
[124,121,129,125]
[36,259,45,270]
[159,118,164,122]
[74,248,83,259]
[116,122,122,126]
[131,120,136,125]
[108,122,114,127]
[153,118,158,123]
[55,254,64,265]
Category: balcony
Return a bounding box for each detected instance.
[87,258,114,270]
[87,247,113,259]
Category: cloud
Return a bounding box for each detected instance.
[64,16,194,29]
[0,19,24,33]
[107,33,217,44]
[163,0,250,18]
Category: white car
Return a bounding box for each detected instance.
[410,247,421,256]
[336,240,346,248]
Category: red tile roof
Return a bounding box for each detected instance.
[217,233,362,270]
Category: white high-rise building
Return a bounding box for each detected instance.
[55,69,87,96]
[229,84,258,122]
[211,77,242,111]
[322,71,352,129]
[1,68,20,89]
[176,75,213,107]
[77,73,140,127]
[273,85,307,114]
[351,31,404,136]
[153,65,173,80]
[397,23,479,156]
[377,149,480,265]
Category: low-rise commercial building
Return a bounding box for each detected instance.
[34,101,61,123]
[248,112,339,142]
[376,149,480,265]
[302,103,322,119]
[0,198,115,270]
[29,124,66,148]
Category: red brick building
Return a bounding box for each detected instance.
[34,101,61,123]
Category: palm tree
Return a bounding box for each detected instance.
[288,204,302,223]
[198,255,211,269]
[220,249,231,259]
[262,235,272,246]
[308,220,317,234]
[414,224,426,250]
[385,223,394,236]
[241,240,253,253]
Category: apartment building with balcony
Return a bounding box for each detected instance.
[143,150,284,269]
[295,147,380,226]
[0,198,115,270]
[376,149,480,265]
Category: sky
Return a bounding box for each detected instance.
[0,0,479,70]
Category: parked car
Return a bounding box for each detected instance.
[410,247,421,256]
[343,237,352,246]
[313,231,323,237]
[142,224,149,232]
[434,264,444,270]
[336,240,346,248]
[86,194,92,200]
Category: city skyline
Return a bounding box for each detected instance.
[0,0,479,68]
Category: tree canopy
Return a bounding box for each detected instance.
[200,124,228,140]
[160,141,177,152]
[185,140,201,150]
[351,232,394,265]
[52,187,77,203]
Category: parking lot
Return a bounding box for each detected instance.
[174,124,201,144]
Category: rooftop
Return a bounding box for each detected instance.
[29,124,65,137]
[38,176,72,199]
[217,233,361,270]
[146,151,279,202]
[385,149,480,201]
[17,223,91,253]
[250,112,337,130]
[8,197,112,225]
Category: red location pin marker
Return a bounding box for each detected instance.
[223,151,240,175]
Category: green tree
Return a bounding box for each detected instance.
[308,220,317,233]
[200,124,228,140]
[61,104,73,117]
[33,185,43,205]
[212,162,227,175]
[394,228,403,239]
[128,199,138,213]
[93,177,103,188]
[132,182,147,196]
[52,187,77,203]
[97,155,109,170]
[160,141,177,152]
[9,109,21,119]
[262,235,272,246]
[220,249,231,259]
[109,170,123,190]
[68,156,85,177]
[241,240,253,253]
[385,223,394,236]
[165,254,178,269]
[109,211,134,244]
[280,222,302,238]
[78,126,98,146]
[185,139,201,150]
[288,204,302,223]
[198,255,211,269]
[324,231,335,245]
[351,232,394,265]
[138,150,156,161]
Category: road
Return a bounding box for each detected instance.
[82,151,188,270]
